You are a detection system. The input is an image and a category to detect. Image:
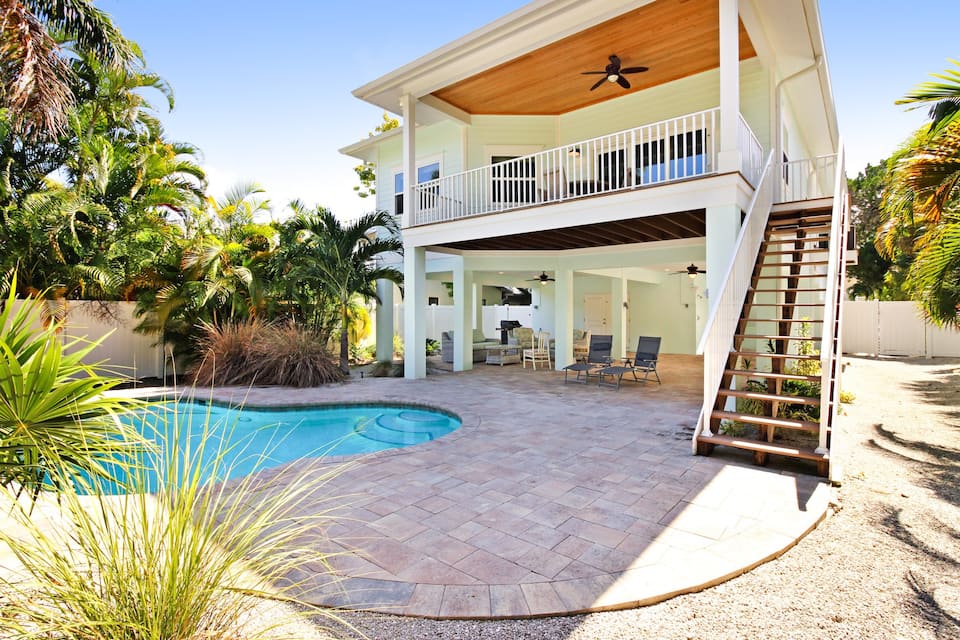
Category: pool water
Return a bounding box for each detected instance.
[95,401,460,493]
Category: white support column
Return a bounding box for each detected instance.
[553,268,574,369]
[718,0,741,174]
[611,276,629,359]
[375,279,394,362]
[403,245,426,379]
[706,204,741,306]
[452,258,474,372]
[400,93,416,229]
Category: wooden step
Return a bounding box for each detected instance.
[725,368,822,382]
[757,260,830,267]
[747,302,824,307]
[711,410,821,432]
[731,351,820,360]
[696,434,828,462]
[754,273,825,280]
[760,248,828,256]
[766,224,832,236]
[717,389,821,405]
[767,215,833,228]
[742,318,823,323]
[750,287,827,293]
[763,237,829,245]
[736,334,820,341]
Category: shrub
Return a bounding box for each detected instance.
[839,389,856,404]
[425,338,440,356]
[392,334,404,358]
[190,321,345,388]
[0,281,146,506]
[0,402,351,639]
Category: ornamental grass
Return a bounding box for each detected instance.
[0,400,354,639]
[190,321,345,388]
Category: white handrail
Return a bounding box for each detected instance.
[817,141,847,454]
[411,108,733,226]
[692,150,775,449]
[779,155,837,202]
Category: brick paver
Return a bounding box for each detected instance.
[195,354,830,618]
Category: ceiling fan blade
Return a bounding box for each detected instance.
[590,77,607,91]
[581,71,607,75]
[620,66,648,74]
[616,75,631,89]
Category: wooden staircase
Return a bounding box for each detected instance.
[696,206,841,477]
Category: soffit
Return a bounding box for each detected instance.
[431,0,756,116]
[438,209,706,251]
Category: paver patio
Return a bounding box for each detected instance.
[204,354,830,619]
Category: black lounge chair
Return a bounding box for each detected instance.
[598,336,662,389]
[563,334,613,384]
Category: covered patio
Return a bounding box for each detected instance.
[213,355,830,619]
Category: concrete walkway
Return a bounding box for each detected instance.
[202,355,830,619]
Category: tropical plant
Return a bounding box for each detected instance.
[0,279,144,505]
[271,208,402,374]
[352,112,399,198]
[0,401,352,638]
[0,0,135,137]
[877,61,960,327]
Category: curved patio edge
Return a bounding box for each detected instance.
[292,481,832,620]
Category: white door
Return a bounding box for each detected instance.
[583,294,611,334]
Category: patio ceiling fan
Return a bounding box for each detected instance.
[672,264,706,279]
[582,54,648,91]
[527,271,556,285]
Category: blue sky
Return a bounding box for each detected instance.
[96,1,960,220]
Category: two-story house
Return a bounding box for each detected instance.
[341,0,848,475]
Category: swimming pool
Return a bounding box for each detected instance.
[98,400,461,493]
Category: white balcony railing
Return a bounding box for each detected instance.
[692,150,775,445]
[410,108,764,226]
[779,154,837,203]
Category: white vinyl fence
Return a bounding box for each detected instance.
[10,299,165,379]
[843,300,960,357]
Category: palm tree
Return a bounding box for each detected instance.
[0,0,134,137]
[896,59,960,135]
[277,208,402,374]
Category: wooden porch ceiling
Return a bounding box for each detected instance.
[431,0,756,116]
[437,209,706,251]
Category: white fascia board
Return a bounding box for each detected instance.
[803,0,839,149]
[402,173,752,249]
[350,0,654,114]
[338,127,403,160]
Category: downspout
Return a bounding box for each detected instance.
[774,55,822,200]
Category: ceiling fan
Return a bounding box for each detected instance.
[527,271,556,285]
[672,264,707,279]
[582,54,648,91]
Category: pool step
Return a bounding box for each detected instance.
[355,411,451,446]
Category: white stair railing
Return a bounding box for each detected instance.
[692,151,775,450]
[817,141,848,454]
[779,155,838,203]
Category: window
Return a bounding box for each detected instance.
[782,151,790,185]
[393,161,441,215]
[598,149,627,190]
[491,155,536,204]
[635,139,667,184]
[633,129,706,184]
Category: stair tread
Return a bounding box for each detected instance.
[697,434,828,461]
[711,410,821,431]
[766,224,832,235]
[758,260,830,266]
[731,351,820,360]
[743,318,824,322]
[760,249,828,255]
[724,368,821,382]
[755,274,825,279]
[717,389,821,405]
[747,302,824,306]
[750,287,827,293]
[763,237,830,245]
[736,334,820,340]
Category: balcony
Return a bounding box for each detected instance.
[410,108,763,227]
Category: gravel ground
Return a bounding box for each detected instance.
[319,356,960,639]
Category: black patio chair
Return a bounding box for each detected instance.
[562,334,613,384]
[598,336,662,390]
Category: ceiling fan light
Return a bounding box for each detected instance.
[607,74,619,82]
[687,271,697,280]
[568,147,581,157]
